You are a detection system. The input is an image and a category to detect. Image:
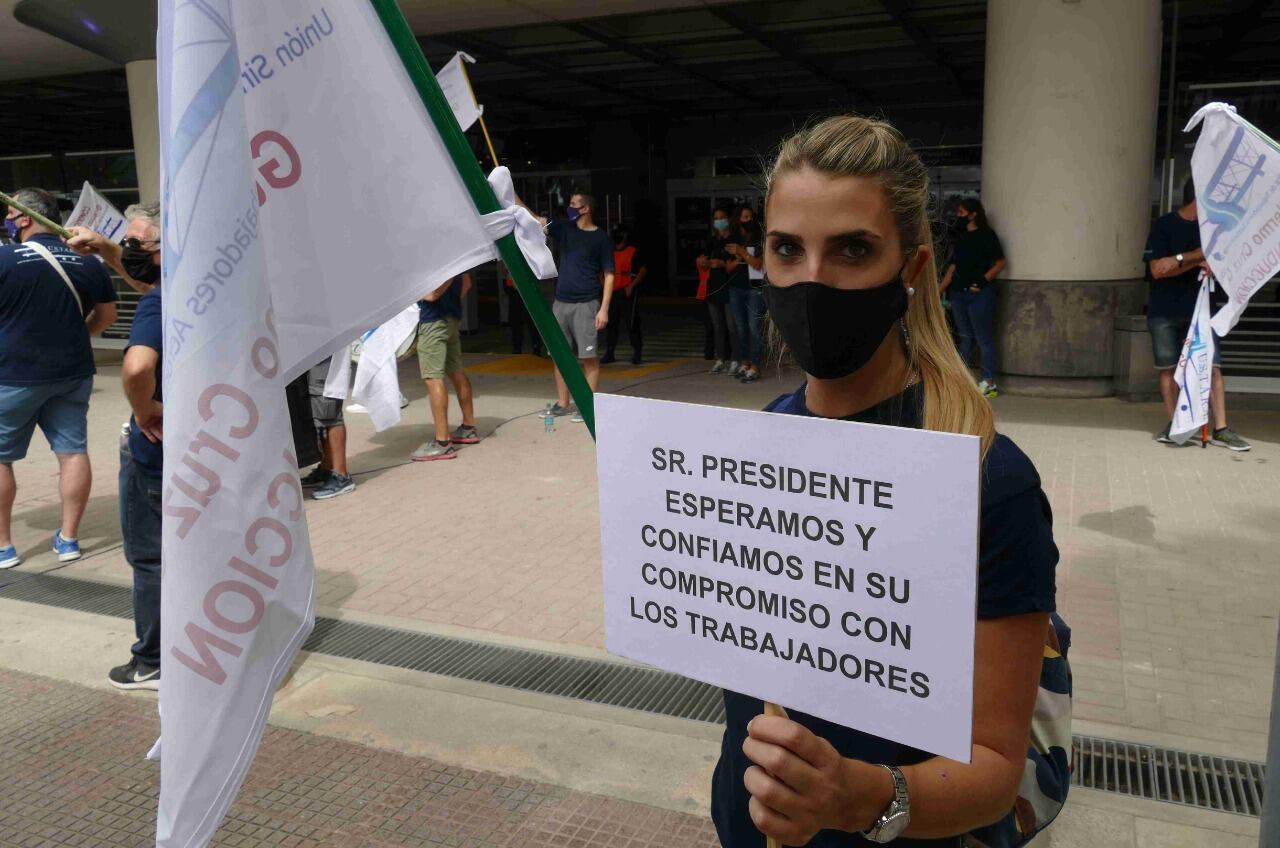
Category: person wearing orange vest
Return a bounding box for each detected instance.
[601,225,647,365]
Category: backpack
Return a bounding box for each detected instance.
[963,613,1073,847]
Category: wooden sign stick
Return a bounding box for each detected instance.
[763,701,789,848]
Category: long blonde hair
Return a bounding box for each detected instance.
[766,115,995,455]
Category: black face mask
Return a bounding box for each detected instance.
[122,245,161,284]
[763,267,909,380]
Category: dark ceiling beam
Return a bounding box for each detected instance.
[707,6,869,104]
[430,33,670,112]
[880,0,966,95]
[567,21,770,109]
[1205,0,1269,77]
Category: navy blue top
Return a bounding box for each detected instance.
[1143,212,1202,319]
[550,219,614,303]
[711,382,1059,848]
[126,288,164,479]
[949,228,1004,292]
[419,277,462,323]
[0,233,117,385]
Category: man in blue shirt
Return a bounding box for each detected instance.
[1143,179,1250,450]
[68,201,164,690]
[0,188,117,570]
[547,192,614,423]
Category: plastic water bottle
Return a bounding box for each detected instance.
[544,404,556,433]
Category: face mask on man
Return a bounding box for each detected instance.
[763,263,910,380]
[3,217,21,241]
[713,218,730,232]
[567,206,583,222]
[121,240,162,284]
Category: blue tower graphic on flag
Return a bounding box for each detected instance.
[1201,125,1266,260]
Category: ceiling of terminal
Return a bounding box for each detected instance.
[1,0,1279,158]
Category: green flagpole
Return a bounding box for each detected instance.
[368,0,597,437]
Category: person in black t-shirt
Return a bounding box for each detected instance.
[940,198,1005,398]
[714,115,1063,848]
[1142,178,1249,450]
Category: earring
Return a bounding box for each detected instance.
[900,318,911,351]
[906,286,916,297]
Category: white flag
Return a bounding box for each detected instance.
[1170,277,1216,444]
[157,3,530,845]
[436,52,483,131]
[350,304,420,431]
[66,181,127,243]
[1185,103,1280,335]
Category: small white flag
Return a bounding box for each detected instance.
[1170,277,1216,444]
[436,52,483,132]
[65,181,127,243]
[1185,102,1280,335]
[350,304,420,431]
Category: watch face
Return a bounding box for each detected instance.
[878,811,910,841]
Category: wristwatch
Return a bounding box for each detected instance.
[1176,253,1185,267]
[863,765,911,843]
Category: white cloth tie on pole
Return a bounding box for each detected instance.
[481,166,557,280]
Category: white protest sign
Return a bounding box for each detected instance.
[436,52,482,132]
[597,394,980,762]
[65,181,127,243]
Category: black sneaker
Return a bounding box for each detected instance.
[301,467,330,488]
[549,402,574,417]
[1154,424,1175,445]
[108,658,160,691]
[1209,427,1251,452]
[313,472,355,500]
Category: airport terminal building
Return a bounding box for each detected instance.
[1,0,1276,396]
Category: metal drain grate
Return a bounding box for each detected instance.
[1073,736,1266,816]
[1,573,1267,815]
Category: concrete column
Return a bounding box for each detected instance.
[126,60,160,203]
[981,0,1161,396]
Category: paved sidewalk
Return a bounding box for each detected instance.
[6,353,1279,762]
[0,669,717,848]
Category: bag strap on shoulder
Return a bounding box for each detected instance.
[23,240,84,315]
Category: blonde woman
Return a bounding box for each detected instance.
[712,116,1062,846]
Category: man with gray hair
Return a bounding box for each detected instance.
[69,203,165,688]
[0,188,117,571]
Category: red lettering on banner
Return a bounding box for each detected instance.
[251,130,301,207]
[172,622,244,685]
[245,517,292,567]
[199,383,259,439]
[203,580,266,634]
[171,455,221,508]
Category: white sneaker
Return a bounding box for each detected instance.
[726,360,740,375]
[977,379,991,393]
[710,360,727,374]
[399,393,409,409]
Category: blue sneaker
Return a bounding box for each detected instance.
[0,545,19,570]
[52,530,81,563]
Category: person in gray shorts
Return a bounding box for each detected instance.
[547,192,614,423]
[304,357,356,499]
